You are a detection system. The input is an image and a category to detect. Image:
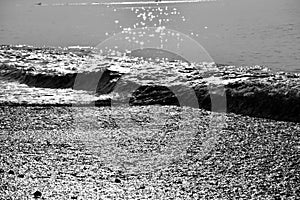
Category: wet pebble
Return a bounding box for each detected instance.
[33,191,42,198]
[139,185,146,190]
[17,174,25,178]
[115,178,121,183]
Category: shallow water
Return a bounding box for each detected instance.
[0,0,299,72]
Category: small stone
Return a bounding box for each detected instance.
[8,170,14,175]
[46,140,51,146]
[33,191,42,198]
[17,174,25,178]
[139,185,146,189]
[114,178,121,183]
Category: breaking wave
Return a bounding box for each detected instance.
[0,45,299,122]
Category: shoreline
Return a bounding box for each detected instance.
[0,45,299,122]
[0,45,299,198]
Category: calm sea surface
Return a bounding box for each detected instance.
[0,0,299,72]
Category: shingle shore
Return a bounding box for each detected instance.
[0,106,299,199]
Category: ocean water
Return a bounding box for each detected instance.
[0,0,299,72]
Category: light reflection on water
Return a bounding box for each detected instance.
[0,0,299,72]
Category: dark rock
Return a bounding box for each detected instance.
[139,185,146,189]
[8,170,14,175]
[0,169,4,173]
[45,140,51,146]
[33,191,42,198]
[34,156,41,161]
[114,178,121,183]
[17,174,25,178]
[174,179,183,184]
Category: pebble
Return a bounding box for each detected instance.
[17,174,25,178]
[33,191,42,198]
[115,178,121,183]
[139,185,146,189]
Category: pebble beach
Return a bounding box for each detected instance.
[0,105,299,199]
[1,0,300,199]
[0,45,299,199]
